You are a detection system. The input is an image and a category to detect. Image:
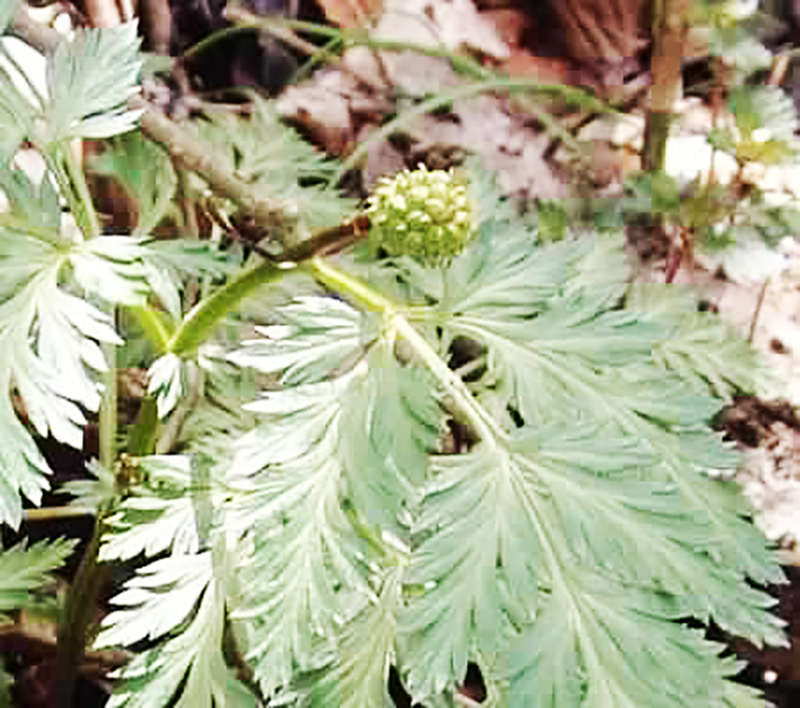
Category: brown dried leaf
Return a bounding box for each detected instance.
[315,0,384,28]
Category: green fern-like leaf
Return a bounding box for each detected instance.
[0,170,150,527]
[94,544,256,708]
[281,565,403,708]
[98,455,211,562]
[626,282,771,399]
[225,292,446,697]
[228,295,379,386]
[44,22,142,141]
[0,22,141,150]
[0,537,76,618]
[226,372,376,695]
[360,195,782,702]
[339,341,444,533]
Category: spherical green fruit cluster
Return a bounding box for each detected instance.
[366,164,476,267]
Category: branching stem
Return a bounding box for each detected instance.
[309,255,502,446]
[167,260,286,355]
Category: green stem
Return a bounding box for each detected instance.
[63,143,102,240]
[98,309,118,471]
[127,395,158,457]
[0,214,68,249]
[309,255,395,312]
[290,35,344,84]
[167,260,285,355]
[309,256,502,445]
[183,25,259,62]
[55,509,111,708]
[161,214,368,359]
[131,305,172,355]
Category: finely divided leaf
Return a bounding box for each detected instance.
[0,537,76,617]
[0,263,117,525]
[509,576,744,708]
[507,593,586,708]
[284,566,403,708]
[95,548,255,708]
[387,203,785,703]
[339,341,444,534]
[69,235,149,307]
[229,306,441,698]
[439,226,569,320]
[229,295,377,386]
[0,194,148,526]
[0,394,50,527]
[45,22,142,142]
[99,455,206,562]
[227,373,373,696]
[627,282,770,399]
[96,552,214,649]
[400,444,539,700]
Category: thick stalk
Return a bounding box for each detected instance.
[167,260,285,355]
[131,305,172,355]
[55,509,111,708]
[166,214,370,356]
[643,0,690,171]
